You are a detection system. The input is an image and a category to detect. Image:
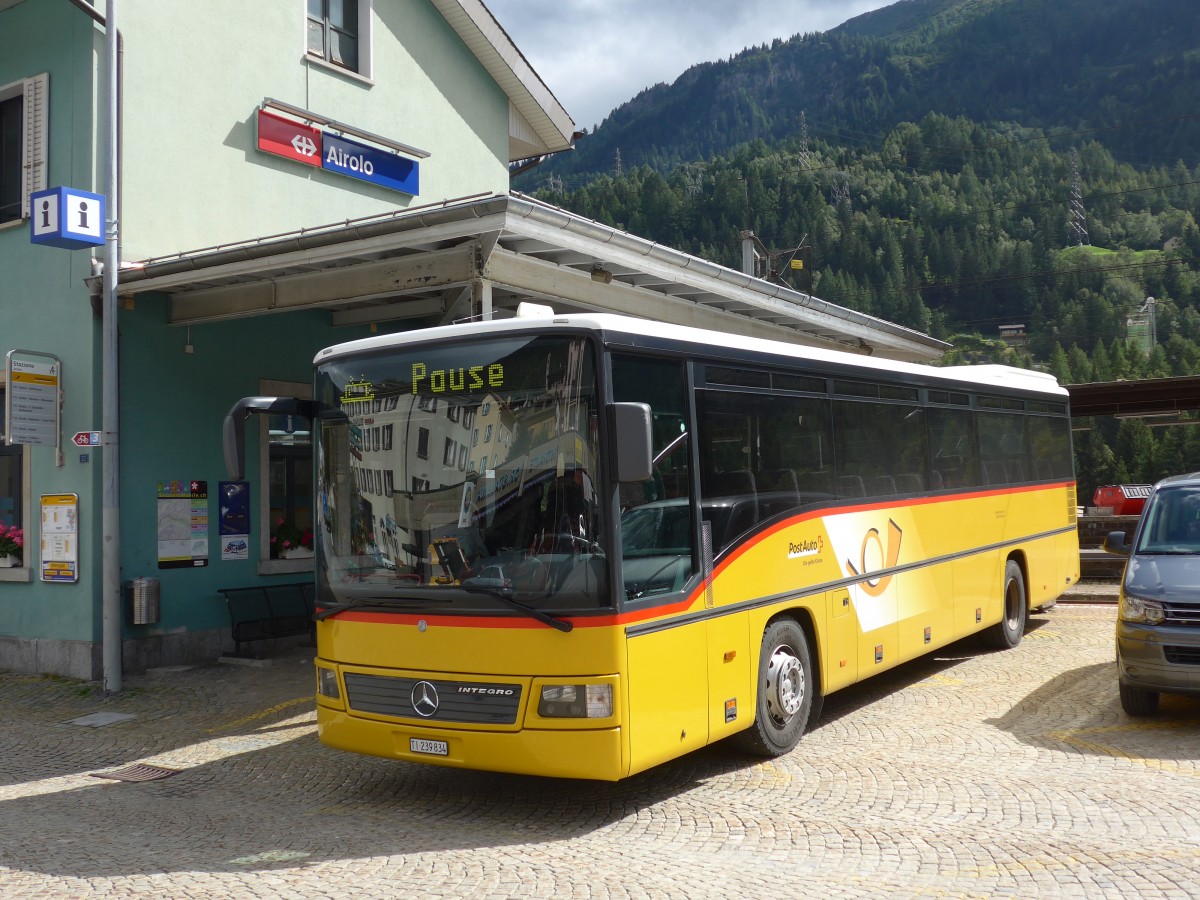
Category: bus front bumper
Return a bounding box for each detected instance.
[317,706,627,781]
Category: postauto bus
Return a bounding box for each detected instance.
[224,309,1079,780]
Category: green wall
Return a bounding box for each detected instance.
[0,0,101,643]
[116,296,379,635]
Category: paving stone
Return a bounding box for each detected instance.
[2,607,1199,898]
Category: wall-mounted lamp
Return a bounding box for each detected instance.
[591,265,613,284]
[183,326,194,355]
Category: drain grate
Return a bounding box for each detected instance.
[89,763,182,783]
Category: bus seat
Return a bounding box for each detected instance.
[895,473,923,494]
[869,475,897,496]
[759,468,801,500]
[797,471,835,494]
[982,460,1008,485]
[929,470,945,490]
[838,475,866,499]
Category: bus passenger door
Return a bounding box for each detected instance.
[626,627,709,773]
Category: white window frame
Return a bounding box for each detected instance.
[258,379,313,575]
[303,0,374,82]
[0,376,33,582]
[0,72,48,228]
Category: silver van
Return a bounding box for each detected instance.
[1103,472,1200,715]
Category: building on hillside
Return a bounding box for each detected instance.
[0,0,947,680]
[998,324,1028,348]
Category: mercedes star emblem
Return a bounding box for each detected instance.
[411,680,439,717]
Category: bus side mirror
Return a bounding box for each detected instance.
[610,402,653,484]
[223,396,318,479]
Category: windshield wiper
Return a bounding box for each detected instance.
[314,596,439,621]
[460,586,573,633]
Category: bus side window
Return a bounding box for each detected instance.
[611,354,695,579]
[696,387,834,554]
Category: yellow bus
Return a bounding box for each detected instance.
[226,309,1079,780]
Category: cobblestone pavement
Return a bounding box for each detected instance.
[3,604,1200,899]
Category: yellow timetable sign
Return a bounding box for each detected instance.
[11,370,58,385]
[40,493,79,583]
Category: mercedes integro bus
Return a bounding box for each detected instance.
[224,309,1080,780]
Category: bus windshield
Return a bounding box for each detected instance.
[315,334,608,615]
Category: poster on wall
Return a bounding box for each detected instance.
[218,481,250,561]
[40,493,79,582]
[157,480,209,568]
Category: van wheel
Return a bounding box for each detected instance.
[1119,682,1160,716]
[733,619,814,757]
[983,560,1027,650]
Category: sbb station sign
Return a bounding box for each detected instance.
[256,110,419,196]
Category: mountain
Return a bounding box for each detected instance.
[518,0,1200,185]
[513,0,1200,496]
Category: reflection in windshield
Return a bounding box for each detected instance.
[316,335,608,614]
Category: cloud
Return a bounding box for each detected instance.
[490,0,893,129]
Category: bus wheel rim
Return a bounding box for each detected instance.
[1005,579,1021,629]
[765,645,804,722]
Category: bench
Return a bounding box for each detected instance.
[217,581,316,657]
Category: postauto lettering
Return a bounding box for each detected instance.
[411,362,504,394]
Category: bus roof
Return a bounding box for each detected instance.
[316,310,1067,397]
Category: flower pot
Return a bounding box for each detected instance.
[0,554,17,568]
[280,546,314,560]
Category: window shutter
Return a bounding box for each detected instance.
[21,72,49,219]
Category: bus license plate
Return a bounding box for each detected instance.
[410,737,448,756]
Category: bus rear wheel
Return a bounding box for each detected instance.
[983,559,1027,650]
[733,619,814,757]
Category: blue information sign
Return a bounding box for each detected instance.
[30,187,106,249]
[322,133,419,196]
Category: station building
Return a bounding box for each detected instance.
[0,0,947,680]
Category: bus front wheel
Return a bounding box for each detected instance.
[983,559,1027,650]
[734,619,814,757]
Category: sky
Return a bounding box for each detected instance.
[490,0,895,132]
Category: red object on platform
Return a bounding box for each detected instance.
[1092,484,1153,516]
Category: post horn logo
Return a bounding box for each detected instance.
[844,519,902,597]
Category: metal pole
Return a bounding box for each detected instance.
[102,0,121,693]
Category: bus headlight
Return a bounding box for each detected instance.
[538,684,613,718]
[317,666,341,699]
[1119,593,1165,625]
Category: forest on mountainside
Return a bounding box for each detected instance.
[512,0,1200,499]
[524,112,1200,499]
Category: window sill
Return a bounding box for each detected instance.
[258,558,315,577]
[0,218,25,233]
[303,54,374,86]
[0,567,33,582]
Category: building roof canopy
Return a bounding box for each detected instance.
[1068,376,1200,421]
[111,193,949,363]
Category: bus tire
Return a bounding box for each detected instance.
[983,559,1027,650]
[733,618,814,757]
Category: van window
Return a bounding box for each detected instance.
[1136,486,1200,552]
